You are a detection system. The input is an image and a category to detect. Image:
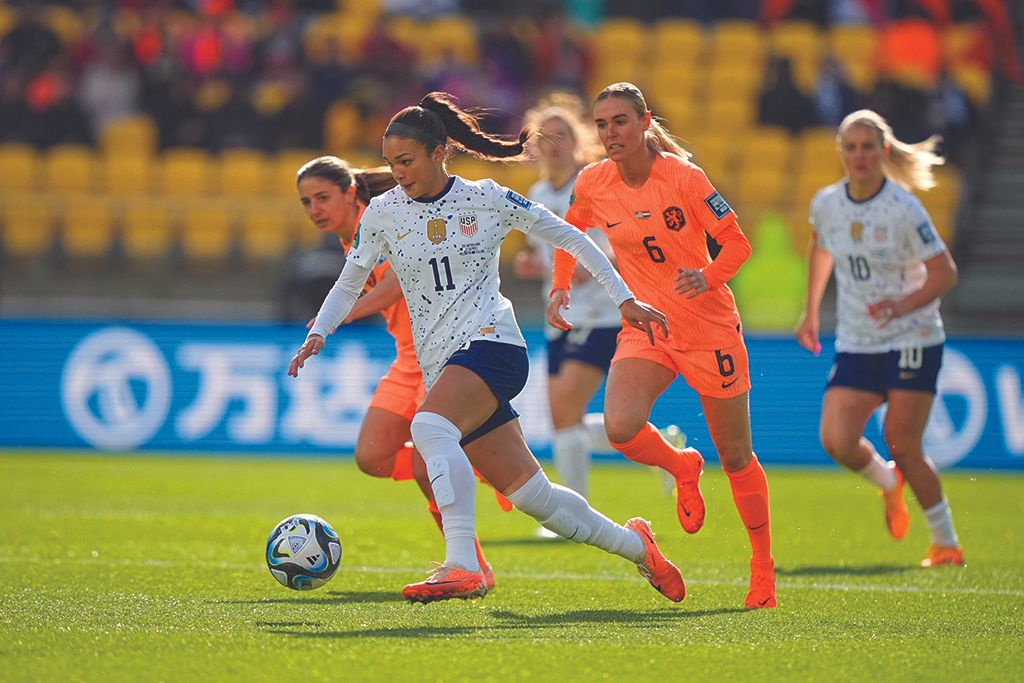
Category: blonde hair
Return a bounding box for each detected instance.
[837,109,944,191]
[524,92,604,178]
[594,82,691,160]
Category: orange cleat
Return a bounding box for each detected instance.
[675,448,705,535]
[921,545,965,567]
[402,563,488,603]
[745,557,777,609]
[881,462,909,540]
[494,489,514,513]
[482,562,496,591]
[625,518,686,602]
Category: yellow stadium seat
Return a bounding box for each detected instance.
[0,143,39,194]
[793,168,842,215]
[181,202,235,261]
[273,150,322,196]
[44,145,96,194]
[501,164,539,197]
[219,148,270,197]
[421,16,479,66]
[707,60,762,98]
[705,97,755,134]
[159,148,214,197]
[240,201,295,261]
[652,97,698,137]
[709,20,764,67]
[652,18,704,67]
[828,25,878,91]
[1,196,56,257]
[689,134,736,191]
[736,167,786,211]
[736,127,793,173]
[101,154,153,196]
[121,199,175,259]
[448,155,494,182]
[648,65,699,107]
[99,115,159,157]
[61,196,115,258]
[385,15,420,55]
[595,18,647,64]
[768,21,823,91]
[324,101,362,153]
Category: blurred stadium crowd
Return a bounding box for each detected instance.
[0,0,1021,328]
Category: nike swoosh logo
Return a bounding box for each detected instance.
[681,504,691,517]
[758,596,772,606]
[748,522,767,531]
[606,221,621,228]
[397,230,414,240]
[427,578,478,586]
[721,378,739,389]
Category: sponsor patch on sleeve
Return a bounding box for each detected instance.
[505,189,533,210]
[915,221,938,245]
[704,191,732,219]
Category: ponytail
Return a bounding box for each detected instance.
[594,82,692,160]
[837,109,944,191]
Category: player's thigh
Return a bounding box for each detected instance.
[418,364,499,436]
[355,407,411,470]
[698,392,753,471]
[463,419,541,494]
[548,360,606,429]
[820,386,882,452]
[603,358,676,442]
[881,390,933,459]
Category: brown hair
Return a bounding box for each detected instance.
[837,109,944,191]
[385,91,531,162]
[296,156,396,204]
[594,82,691,160]
[523,91,604,178]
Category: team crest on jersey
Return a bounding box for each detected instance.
[704,191,732,219]
[427,218,447,244]
[505,189,533,210]
[850,221,864,241]
[662,206,686,231]
[459,214,478,237]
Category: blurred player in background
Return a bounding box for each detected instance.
[289,92,687,605]
[295,156,495,587]
[795,109,964,568]
[550,82,775,609]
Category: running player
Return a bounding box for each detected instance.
[550,82,775,608]
[295,156,494,587]
[289,92,686,604]
[795,109,964,567]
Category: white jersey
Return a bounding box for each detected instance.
[810,179,948,353]
[309,176,634,387]
[527,176,623,339]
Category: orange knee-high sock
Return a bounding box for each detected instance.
[389,443,415,481]
[726,454,772,562]
[427,500,489,569]
[610,422,686,476]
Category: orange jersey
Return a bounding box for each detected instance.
[559,153,750,350]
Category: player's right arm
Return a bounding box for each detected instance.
[795,231,834,356]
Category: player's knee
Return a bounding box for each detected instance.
[353,448,392,478]
[603,413,645,445]
[820,430,853,461]
[717,445,751,471]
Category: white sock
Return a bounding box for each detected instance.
[857,450,898,492]
[409,412,479,571]
[553,425,591,496]
[506,469,644,562]
[582,413,616,454]
[923,499,959,547]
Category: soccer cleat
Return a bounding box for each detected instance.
[745,557,777,609]
[494,488,514,513]
[625,517,686,602]
[674,448,706,535]
[881,462,909,540]
[402,562,488,603]
[482,562,496,591]
[921,544,965,568]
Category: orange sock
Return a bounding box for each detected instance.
[389,444,414,481]
[427,500,488,568]
[726,454,772,562]
[611,422,687,476]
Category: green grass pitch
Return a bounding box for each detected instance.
[1,451,1022,682]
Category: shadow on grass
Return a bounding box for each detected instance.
[776,563,914,577]
[265,625,479,639]
[480,537,568,547]
[488,606,749,626]
[215,590,402,606]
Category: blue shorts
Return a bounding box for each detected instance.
[827,343,943,397]
[444,340,530,446]
[547,326,619,375]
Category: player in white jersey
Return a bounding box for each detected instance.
[288,91,687,604]
[795,109,964,567]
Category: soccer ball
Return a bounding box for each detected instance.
[265,514,342,590]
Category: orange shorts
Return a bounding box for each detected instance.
[368,359,426,422]
[612,326,751,399]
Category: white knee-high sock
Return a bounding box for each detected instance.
[506,469,643,562]
[583,413,616,454]
[923,499,959,547]
[856,448,898,492]
[409,412,479,571]
[552,425,591,496]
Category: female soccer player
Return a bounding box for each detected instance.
[295,156,494,587]
[795,109,964,567]
[289,92,686,604]
[549,82,775,608]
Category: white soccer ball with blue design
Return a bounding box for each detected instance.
[265,514,342,590]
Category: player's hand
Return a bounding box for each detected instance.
[795,311,821,356]
[547,289,573,331]
[674,268,708,298]
[288,334,324,377]
[867,298,902,328]
[620,299,669,345]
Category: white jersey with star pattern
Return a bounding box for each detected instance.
[310,175,634,387]
[810,179,948,353]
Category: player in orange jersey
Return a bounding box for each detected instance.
[295,156,495,588]
[549,83,775,608]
